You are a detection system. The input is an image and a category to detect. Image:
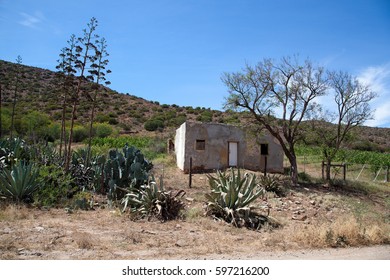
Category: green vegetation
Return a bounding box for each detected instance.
[0,161,40,202]
[296,145,390,173]
[205,168,278,229]
[121,179,185,221]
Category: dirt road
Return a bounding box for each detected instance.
[204,245,390,260]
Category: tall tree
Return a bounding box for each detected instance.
[310,71,377,181]
[64,17,98,170]
[10,55,23,139]
[222,56,327,185]
[85,37,111,166]
[56,34,77,160]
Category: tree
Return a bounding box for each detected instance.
[10,55,23,139]
[310,71,377,181]
[56,18,99,170]
[56,34,77,160]
[222,56,327,185]
[85,37,111,166]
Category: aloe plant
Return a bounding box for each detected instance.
[122,178,185,221]
[206,168,273,229]
[0,161,40,202]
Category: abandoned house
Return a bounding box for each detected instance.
[174,121,284,173]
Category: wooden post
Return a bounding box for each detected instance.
[189,157,192,188]
[321,161,325,180]
[386,166,389,183]
[343,163,346,181]
[264,156,267,176]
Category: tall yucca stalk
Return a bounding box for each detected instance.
[0,161,40,202]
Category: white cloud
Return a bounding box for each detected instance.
[357,63,390,128]
[18,11,44,29]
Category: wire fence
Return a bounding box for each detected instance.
[291,155,390,183]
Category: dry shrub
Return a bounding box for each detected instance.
[291,215,389,248]
[0,204,31,221]
[73,232,95,249]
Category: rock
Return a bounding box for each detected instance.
[34,226,45,232]
[175,239,188,247]
[292,215,307,221]
[310,200,316,205]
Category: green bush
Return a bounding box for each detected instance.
[94,123,113,138]
[96,114,110,123]
[144,119,164,131]
[72,125,89,142]
[34,165,76,207]
[42,123,61,142]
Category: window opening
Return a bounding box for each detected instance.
[196,140,205,150]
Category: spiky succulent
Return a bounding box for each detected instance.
[206,168,275,229]
[122,179,185,221]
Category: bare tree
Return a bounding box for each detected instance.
[56,35,77,160]
[222,56,327,185]
[85,37,111,165]
[63,17,98,171]
[311,71,377,181]
[10,55,23,139]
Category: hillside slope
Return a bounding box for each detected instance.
[0,59,234,136]
[0,59,389,151]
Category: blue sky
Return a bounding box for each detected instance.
[1,0,390,127]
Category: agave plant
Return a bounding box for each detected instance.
[122,178,185,221]
[259,174,286,197]
[0,161,40,202]
[206,168,274,229]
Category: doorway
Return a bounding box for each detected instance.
[228,142,238,167]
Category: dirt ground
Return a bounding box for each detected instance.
[0,165,389,260]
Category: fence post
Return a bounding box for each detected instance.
[343,163,346,181]
[189,157,192,188]
[264,156,267,176]
[321,161,324,180]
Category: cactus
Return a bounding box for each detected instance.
[101,144,153,201]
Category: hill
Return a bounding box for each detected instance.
[0,59,237,137]
[0,59,389,151]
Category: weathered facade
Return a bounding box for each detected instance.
[175,121,284,173]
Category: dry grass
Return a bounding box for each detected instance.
[0,203,33,221]
[0,161,389,259]
[72,232,95,249]
[291,215,390,248]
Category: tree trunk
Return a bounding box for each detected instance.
[326,159,332,182]
[86,98,97,167]
[290,157,299,186]
[285,152,299,186]
[59,92,68,160]
[65,100,77,171]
